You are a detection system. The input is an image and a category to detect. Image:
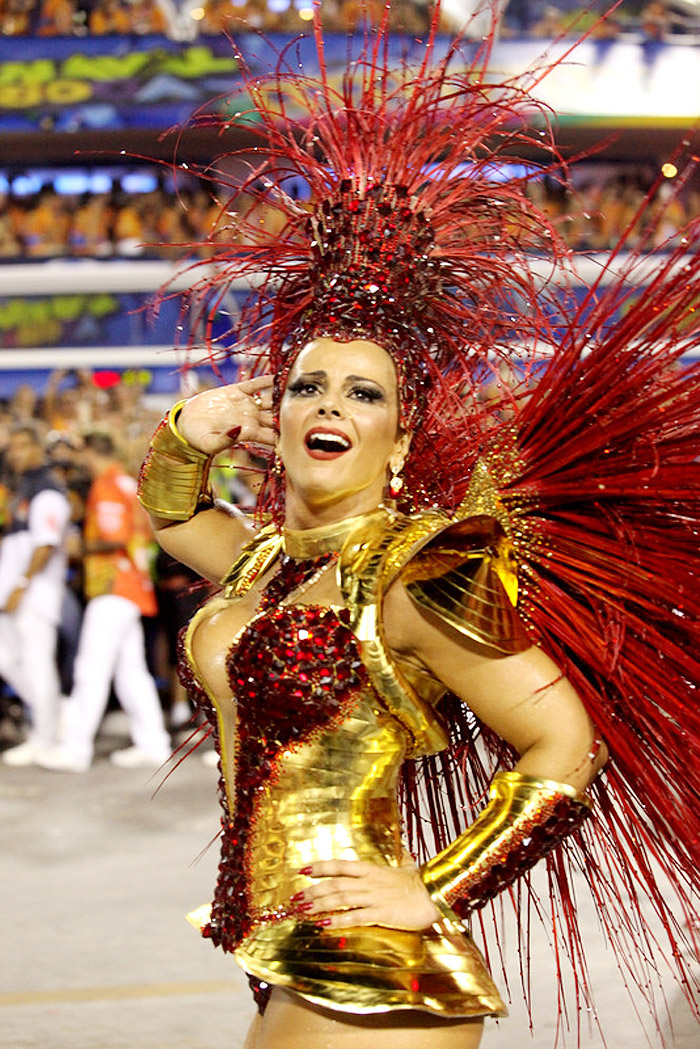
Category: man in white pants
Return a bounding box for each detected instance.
[0,424,71,766]
[40,431,170,772]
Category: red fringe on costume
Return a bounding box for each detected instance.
[160,5,700,1040]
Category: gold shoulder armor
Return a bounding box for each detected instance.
[401,514,531,655]
[338,488,530,756]
[400,459,530,654]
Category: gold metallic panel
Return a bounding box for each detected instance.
[220,524,283,596]
[339,509,452,758]
[237,917,506,1017]
[401,516,531,654]
[233,688,505,1017]
[138,400,213,521]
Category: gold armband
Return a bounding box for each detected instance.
[421,770,592,919]
[138,399,214,521]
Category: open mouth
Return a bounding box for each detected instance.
[304,428,352,459]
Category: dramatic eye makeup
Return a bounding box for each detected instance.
[287,378,321,397]
[286,371,387,403]
[347,383,385,402]
[286,370,325,397]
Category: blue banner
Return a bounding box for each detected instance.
[0,32,451,132]
[0,289,181,348]
[0,33,693,133]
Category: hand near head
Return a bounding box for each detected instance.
[292,853,441,932]
[176,375,276,457]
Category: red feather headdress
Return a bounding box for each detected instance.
[173,6,573,508]
[166,6,700,1041]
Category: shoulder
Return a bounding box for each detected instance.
[340,505,529,656]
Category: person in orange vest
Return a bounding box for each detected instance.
[41,430,170,772]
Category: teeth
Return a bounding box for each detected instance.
[308,432,350,451]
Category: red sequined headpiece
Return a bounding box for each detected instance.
[279,180,438,424]
[180,8,566,441]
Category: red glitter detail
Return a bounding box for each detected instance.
[183,553,368,955]
[445,793,590,917]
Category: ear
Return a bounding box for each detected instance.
[390,429,412,473]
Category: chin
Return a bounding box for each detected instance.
[292,477,383,512]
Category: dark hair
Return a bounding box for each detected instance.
[10,422,43,445]
[83,431,116,458]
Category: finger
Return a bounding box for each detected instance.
[301,878,387,915]
[236,374,274,394]
[302,884,377,910]
[301,859,377,880]
[244,395,273,420]
[246,426,277,449]
[314,905,436,932]
[313,907,388,930]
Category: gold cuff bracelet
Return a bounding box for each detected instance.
[138,399,214,521]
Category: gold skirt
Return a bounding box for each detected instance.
[236,914,507,1017]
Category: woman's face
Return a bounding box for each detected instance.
[278,337,410,525]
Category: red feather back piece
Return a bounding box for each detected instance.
[403,210,700,1039]
[165,5,700,1039]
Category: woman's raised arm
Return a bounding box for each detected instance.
[138,376,275,583]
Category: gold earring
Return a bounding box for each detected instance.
[389,463,404,497]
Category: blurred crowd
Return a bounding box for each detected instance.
[0,0,696,40]
[0,182,227,260]
[0,170,697,260]
[535,173,698,252]
[0,368,264,770]
[0,0,431,37]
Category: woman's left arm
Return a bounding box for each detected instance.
[296,578,606,931]
[389,580,605,792]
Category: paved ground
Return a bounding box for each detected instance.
[1,716,697,1049]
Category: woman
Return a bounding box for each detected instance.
[139,332,605,1049]
[139,6,700,1044]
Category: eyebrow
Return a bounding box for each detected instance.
[345,374,386,391]
[294,370,387,393]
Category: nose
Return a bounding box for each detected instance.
[317,392,343,418]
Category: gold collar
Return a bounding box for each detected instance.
[282,508,389,560]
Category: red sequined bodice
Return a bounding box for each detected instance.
[200,556,370,952]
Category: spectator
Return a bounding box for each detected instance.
[0,0,34,34]
[69,193,113,256]
[641,0,670,41]
[112,191,146,255]
[36,0,81,33]
[0,424,72,766]
[531,4,566,37]
[0,194,22,257]
[153,548,210,731]
[9,383,38,424]
[39,430,171,771]
[88,0,131,33]
[22,189,71,258]
[44,369,96,435]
